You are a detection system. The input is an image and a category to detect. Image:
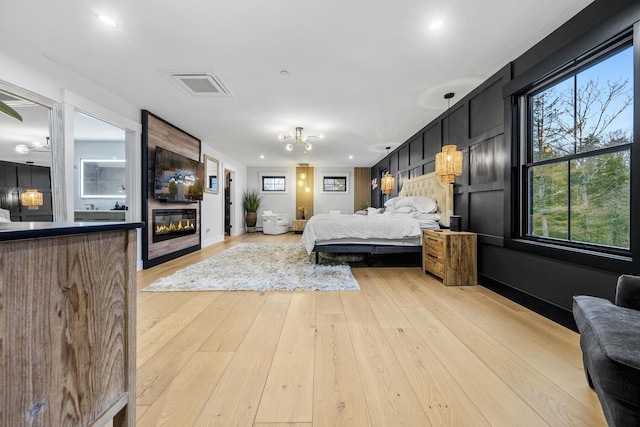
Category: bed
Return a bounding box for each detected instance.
[301,172,453,264]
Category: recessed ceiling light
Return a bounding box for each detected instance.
[260,155,265,159]
[96,14,119,28]
[349,155,353,160]
[429,20,444,31]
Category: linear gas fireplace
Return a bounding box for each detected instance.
[152,208,197,243]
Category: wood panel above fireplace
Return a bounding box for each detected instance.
[142,111,201,268]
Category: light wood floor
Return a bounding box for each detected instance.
[134,232,605,426]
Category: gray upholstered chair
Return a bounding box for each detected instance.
[573,275,640,426]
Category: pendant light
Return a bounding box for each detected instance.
[20,162,44,210]
[436,93,463,184]
[381,146,395,195]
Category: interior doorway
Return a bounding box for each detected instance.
[224,169,235,236]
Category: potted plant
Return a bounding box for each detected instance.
[242,189,263,232]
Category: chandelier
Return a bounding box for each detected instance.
[278,127,323,151]
[16,137,51,155]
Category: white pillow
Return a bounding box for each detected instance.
[394,206,414,214]
[367,207,383,215]
[0,217,10,222]
[263,210,273,216]
[384,197,403,209]
[329,210,341,215]
[393,196,437,214]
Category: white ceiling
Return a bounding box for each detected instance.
[0,0,594,168]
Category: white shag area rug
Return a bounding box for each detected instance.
[143,242,360,292]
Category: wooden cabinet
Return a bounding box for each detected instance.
[292,219,308,233]
[0,224,139,426]
[423,229,477,286]
[75,210,126,222]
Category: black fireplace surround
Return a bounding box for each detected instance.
[152,208,197,243]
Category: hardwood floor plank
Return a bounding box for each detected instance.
[136,292,242,405]
[377,269,424,308]
[316,291,344,315]
[136,292,193,335]
[137,293,221,368]
[459,286,584,368]
[402,306,549,426]
[358,273,412,329]
[253,423,313,427]
[313,314,371,427]
[409,278,602,414]
[199,291,266,352]
[136,405,150,422]
[255,293,317,423]
[345,319,432,426]
[136,351,233,427]
[409,280,605,425]
[134,233,602,426]
[339,289,377,324]
[383,327,490,426]
[194,299,289,426]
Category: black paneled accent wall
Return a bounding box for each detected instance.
[371,0,640,329]
[0,160,53,222]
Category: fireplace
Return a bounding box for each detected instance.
[152,209,197,243]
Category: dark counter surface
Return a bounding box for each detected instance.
[0,221,145,241]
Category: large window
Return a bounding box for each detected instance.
[522,39,633,251]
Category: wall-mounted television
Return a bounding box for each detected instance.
[154,146,205,202]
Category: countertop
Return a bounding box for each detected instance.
[0,221,145,241]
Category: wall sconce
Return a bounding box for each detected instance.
[435,93,463,183]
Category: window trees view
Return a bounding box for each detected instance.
[526,43,633,249]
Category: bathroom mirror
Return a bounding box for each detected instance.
[80,159,126,198]
[204,154,219,194]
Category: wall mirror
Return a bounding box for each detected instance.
[80,159,126,198]
[203,154,219,194]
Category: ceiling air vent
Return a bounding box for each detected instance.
[166,72,233,97]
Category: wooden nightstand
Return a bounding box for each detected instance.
[292,219,308,234]
[423,229,477,286]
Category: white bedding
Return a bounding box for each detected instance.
[301,213,425,254]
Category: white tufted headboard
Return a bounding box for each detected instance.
[398,172,454,227]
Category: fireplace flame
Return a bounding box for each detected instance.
[155,219,195,235]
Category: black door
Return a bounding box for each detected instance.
[224,170,231,236]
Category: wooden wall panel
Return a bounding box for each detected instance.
[142,111,201,268]
[398,146,409,170]
[470,137,504,186]
[423,124,441,159]
[469,77,504,138]
[409,135,422,166]
[353,167,371,211]
[469,191,503,236]
[295,165,314,219]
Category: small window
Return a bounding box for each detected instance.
[323,176,347,192]
[262,176,286,192]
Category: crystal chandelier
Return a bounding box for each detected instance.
[278,127,323,151]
